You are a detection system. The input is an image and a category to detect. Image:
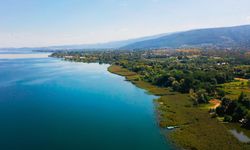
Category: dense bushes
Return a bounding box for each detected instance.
[119,58,233,101]
[216,92,250,128]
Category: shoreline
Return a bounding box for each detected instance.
[108,65,249,150]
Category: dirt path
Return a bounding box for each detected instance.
[209,99,221,109]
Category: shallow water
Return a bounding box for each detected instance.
[230,129,250,143]
[0,55,174,150]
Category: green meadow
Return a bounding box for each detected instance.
[219,78,250,100]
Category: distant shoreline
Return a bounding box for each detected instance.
[0,53,51,59]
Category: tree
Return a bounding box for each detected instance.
[242,112,250,129]
[238,92,246,102]
[172,80,180,91]
[168,77,176,85]
[155,74,170,87]
[224,115,233,122]
[216,106,225,117]
[232,105,248,122]
[238,92,250,108]
[179,77,194,93]
[217,89,226,98]
[189,89,198,105]
[196,89,209,104]
[210,78,218,85]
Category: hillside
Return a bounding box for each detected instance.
[122,25,250,49]
[46,33,170,50]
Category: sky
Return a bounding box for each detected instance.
[0,0,250,48]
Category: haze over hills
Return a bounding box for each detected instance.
[42,24,250,50]
[0,33,170,51]
[122,25,250,50]
[1,25,250,51]
[46,33,170,50]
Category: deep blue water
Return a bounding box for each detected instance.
[0,56,173,150]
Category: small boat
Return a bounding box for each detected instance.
[166,126,178,130]
[167,126,175,130]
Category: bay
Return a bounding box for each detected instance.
[0,54,174,150]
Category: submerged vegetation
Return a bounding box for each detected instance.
[51,48,250,149]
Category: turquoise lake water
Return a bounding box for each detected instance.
[0,55,174,150]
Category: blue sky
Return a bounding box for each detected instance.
[0,0,250,48]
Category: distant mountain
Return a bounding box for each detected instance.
[47,33,170,50]
[122,25,250,49]
[0,33,169,51]
[2,25,250,51]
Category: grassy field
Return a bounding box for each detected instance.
[108,65,250,150]
[219,78,250,99]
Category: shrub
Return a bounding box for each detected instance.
[224,115,232,122]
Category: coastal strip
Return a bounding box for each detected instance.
[108,65,249,150]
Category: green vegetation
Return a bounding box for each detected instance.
[51,49,250,103]
[108,65,249,150]
[219,78,250,99]
[216,92,250,128]
[51,49,250,150]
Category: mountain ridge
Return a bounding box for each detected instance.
[121,24,250,49]
[1,24,250,51]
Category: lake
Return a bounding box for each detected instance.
[0,53,174,150]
